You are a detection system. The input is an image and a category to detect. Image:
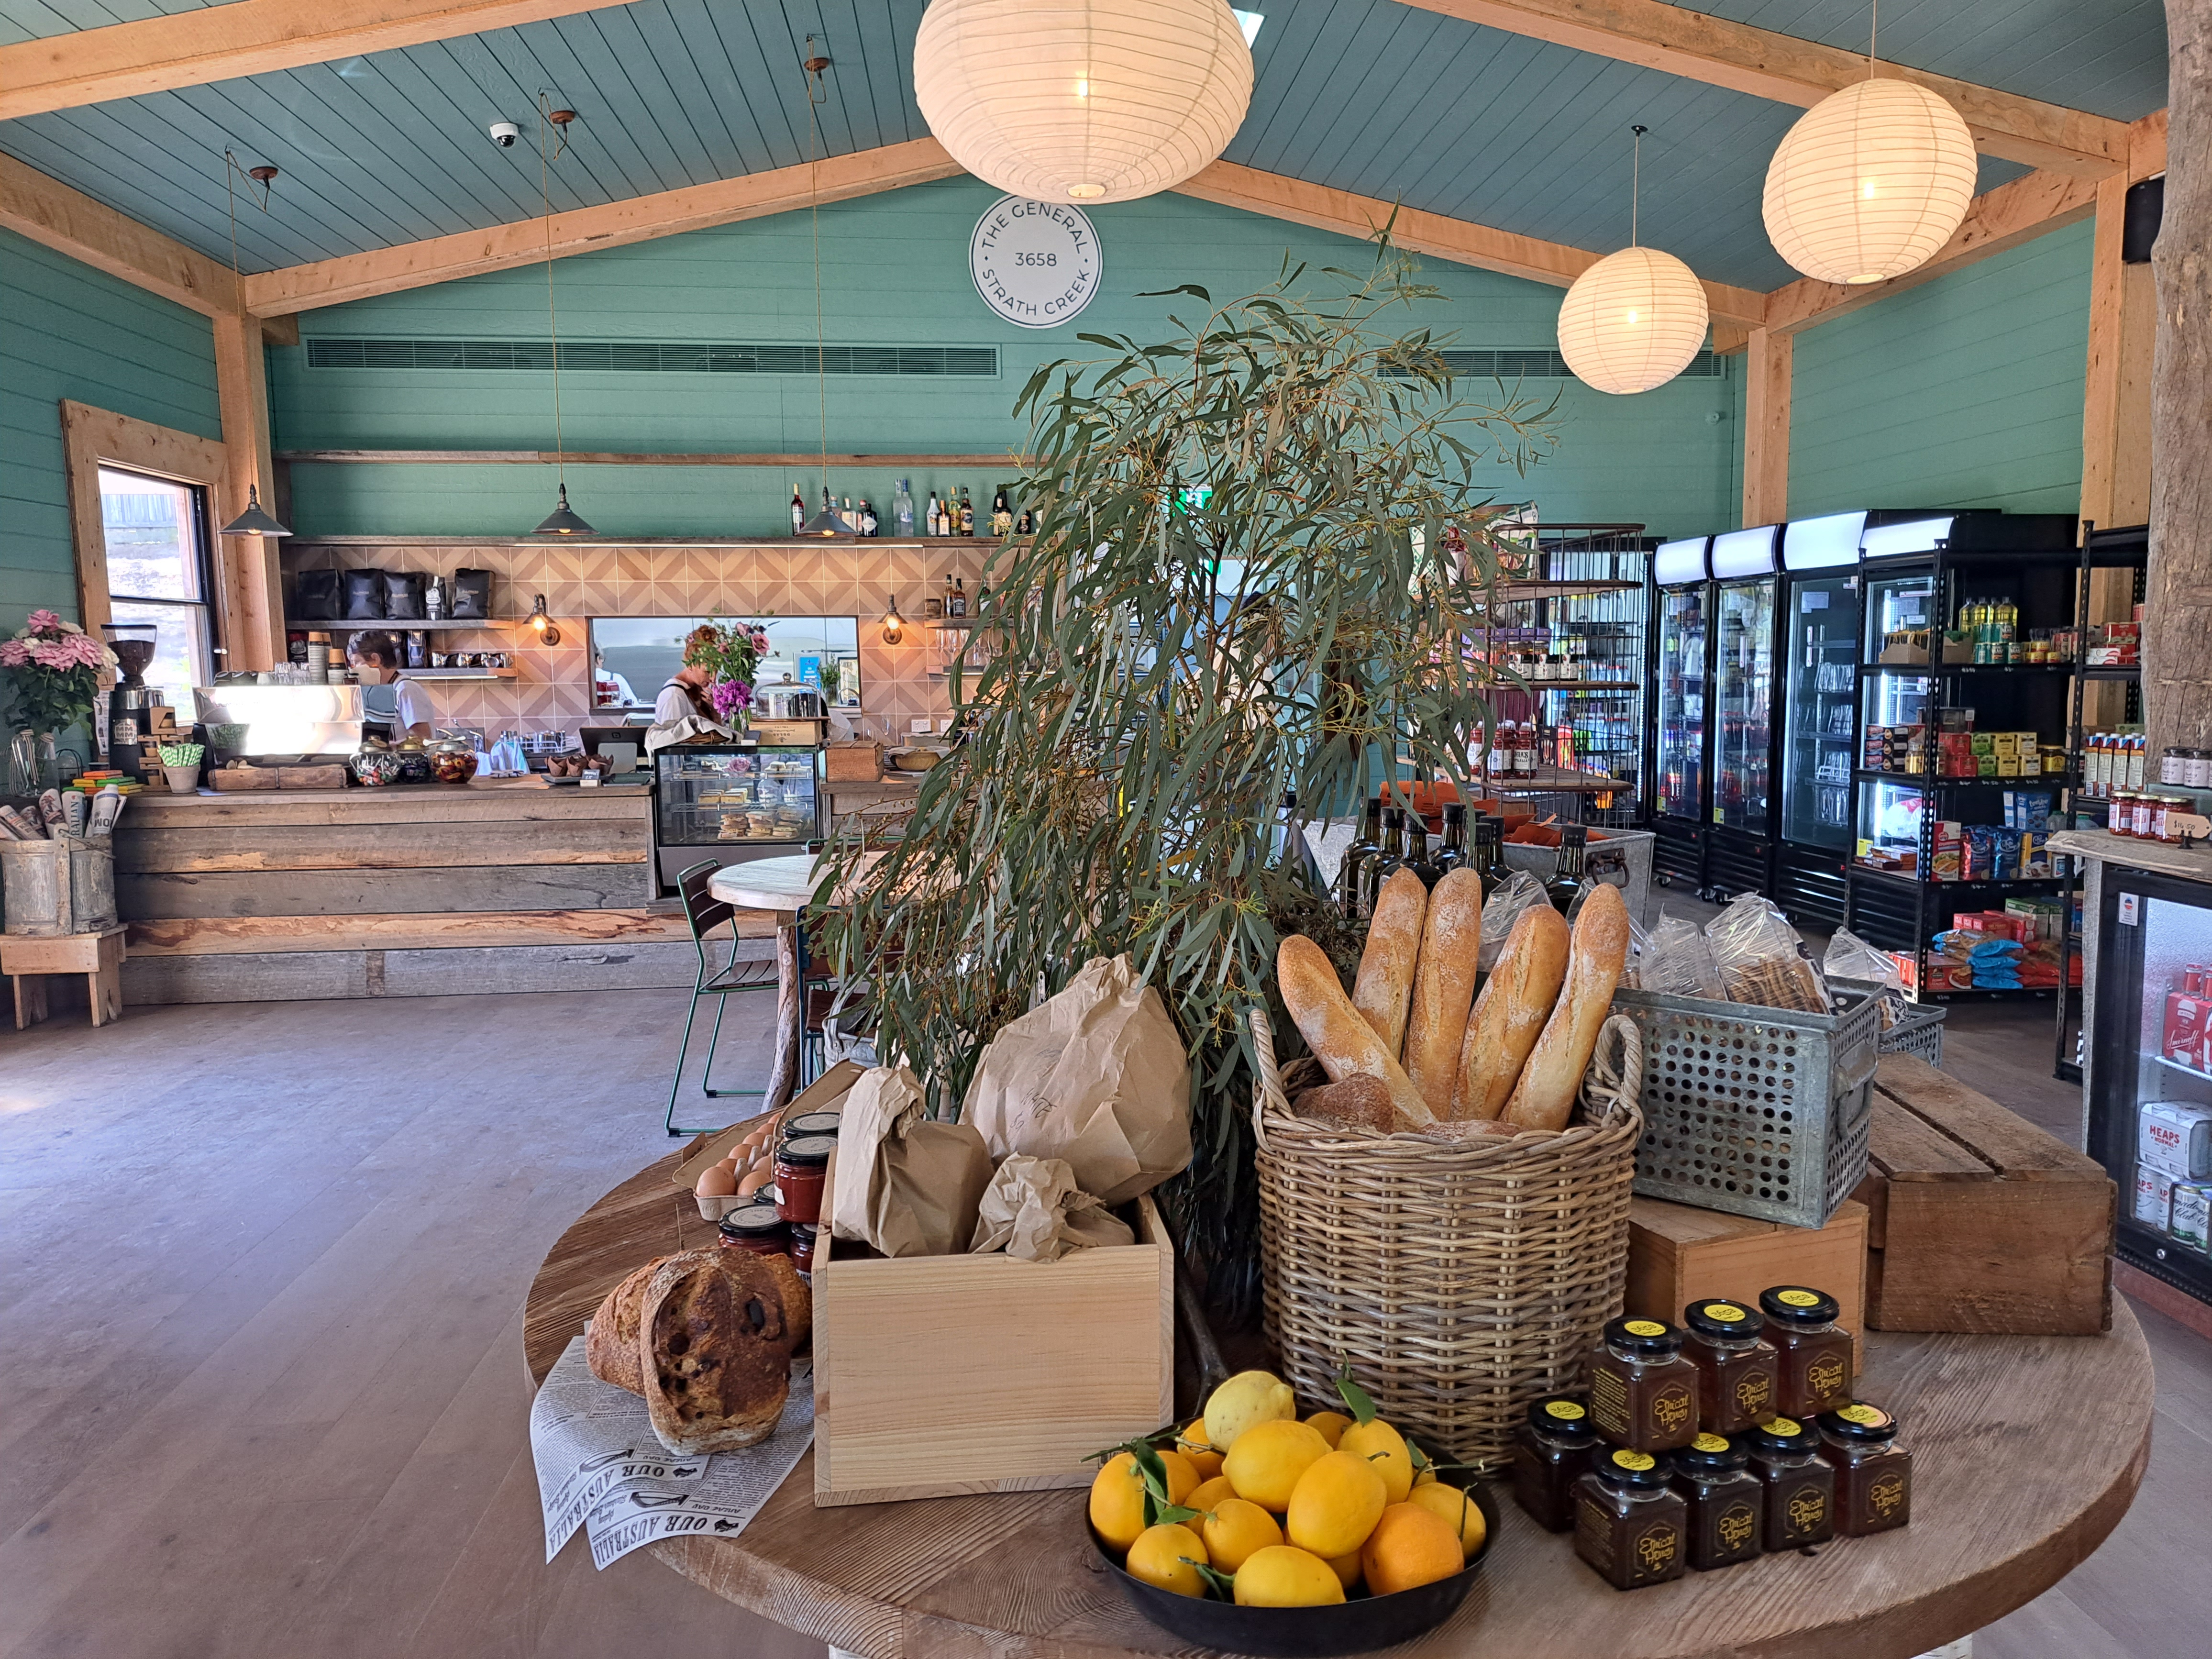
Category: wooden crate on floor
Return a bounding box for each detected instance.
[1626,1196,1869,1364]
[1852,1053,2114,1335]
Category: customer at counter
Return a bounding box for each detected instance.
[348,630,434,742]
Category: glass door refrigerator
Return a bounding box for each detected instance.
[1649,536,1712,893]
[1707,525,1783,902]
[1776,512,1867,928]
[2089,871,2212,1312]
[653,742,824,888]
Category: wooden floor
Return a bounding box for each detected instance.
[0,976,2203,1659]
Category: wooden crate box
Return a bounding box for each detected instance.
[1626,1197,1870,1364]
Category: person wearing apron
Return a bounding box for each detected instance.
[348,631,435,742]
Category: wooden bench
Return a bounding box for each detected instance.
[1,925,126,1029]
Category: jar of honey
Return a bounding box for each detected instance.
[1817,1403,1913,1536]
[1511,1395,1600,1532]
[774,1135,837,1226]
[1745,1416,1836,1552]
[1572,1449,1688,1590]
[1586,1316,1701,1452]
[1759,1285,1853,1418]
[1681,1298,1780,1433]
[1672,1431,1763,1571]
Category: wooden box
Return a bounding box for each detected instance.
[1853,1053,2114,1335]
[822,740,884,782]
[1626,1196,1870,1364]
[811,1193,1173,1507]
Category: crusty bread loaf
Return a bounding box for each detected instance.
[1450,905,1570,1119]
[1502,883,1633,1131]
[1403,868,1483,1119]
[585,1256,667,1395]
[1292,1074,1398,1133]
[1279,934,1435,1127]
[637,1250,793,1454]
[1352,868,1428,1059]
[757,1250,812,1356]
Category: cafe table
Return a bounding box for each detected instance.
[525,1151,2155,1659]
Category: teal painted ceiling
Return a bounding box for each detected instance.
[0,0,2169,292]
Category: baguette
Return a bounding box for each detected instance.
[1278,934,1435,1127]
[1403,868,1484,1119]
[1451,905,1570,1119]
[1352,868,1428,1059]
[1502,883,1633,1131]
[1292,1075,1397,1134]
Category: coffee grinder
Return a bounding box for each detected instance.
[101,622,160,780]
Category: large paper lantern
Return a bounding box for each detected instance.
[914,0,1253,204]
[1763,78,1976,285]
[1556,246,1711,396]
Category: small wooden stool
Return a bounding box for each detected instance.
[1,926,126,1029]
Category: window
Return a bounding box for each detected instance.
[588,618,863,712]
[100,467,215,703]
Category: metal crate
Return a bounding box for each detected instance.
[1611,983,1882,1229]
[1879,1001,1947,1066]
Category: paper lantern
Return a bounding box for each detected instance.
[1556,246,1711,396]
[1763,78,1976,285]
[914,0,1253,204]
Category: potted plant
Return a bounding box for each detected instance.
[0,610,116,793]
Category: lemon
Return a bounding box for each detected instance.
[1337,1417,1414,1504]
[1154,1448,1202,1508]
[1361,1502,1463,1595]
[1126,1523,1207,1598]
[1323,1548,1363,1591]
[1201,1497,1283,1573]
[1284,1449,1389,1559]
[1088,1452,1148,1551]
[1406,1482,1487,1560]
[1233,1545,1346,1607]
[1222,1418,1330,1511]
[1203,1370,1296,1453]
[1175,1420,1225,1480]
[1305,1409,1353,1448]
[1413,1466,1438,1488]
[1188,1474,1237,1515]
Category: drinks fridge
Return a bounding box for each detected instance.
[2089,870,2212,1309]
[1650,535,1711,891]
[1776,512,1867,928]
[1707,525,1782,902]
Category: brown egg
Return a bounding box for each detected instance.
[696,1163,739,1197]
[744,1122,776,1148]
[737,1165,774,1197]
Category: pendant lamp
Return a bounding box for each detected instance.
[529,102,595,537]
[1762,6,1975,285]
[914,0,1253,204]
[1557,127,1709,396]
[217,155,294,539]
[221,483,291,539]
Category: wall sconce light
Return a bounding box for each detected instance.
[526,594,561,646]
[880,593,906,644]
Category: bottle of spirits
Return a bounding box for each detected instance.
[893,478,915,538]
[1546,823,1590,917]
[949,576,968,619]
[1432,802,1469,880]
[923,492,940,536]
[859,498,878,537]
[992,487,1013,536]
[1017,503,1034,535]
[943,573,958,615]
[790,483,805,535]
[974,580,990,612]
[1362,807,1406,915]
[959,487,975,537]
[1338,796,1383,917]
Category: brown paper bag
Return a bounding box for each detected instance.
[968,1154,1136,1263]
[960,954,1192,1205]
[828,1065,994,1257]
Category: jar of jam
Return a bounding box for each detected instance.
[1759,1285,1853,1418]
[1572,1449,1688,1590]
[1511,1395,1600,1532]
[789,1222,820,1273]
[1586,1316,1700,1451]
[1672,1431,1763,1571]
[774,1135,836,1226]
[1745,1416,1836,1551]
[1817,1403,1913,1536]
[717,1202,792,1257]
[785,1110,843,1139]
[1681,1298,1780,1433]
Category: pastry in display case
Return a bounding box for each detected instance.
[654,743,822,884]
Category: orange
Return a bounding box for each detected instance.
[1361,1502,1464,1596]
[1200,1497,1283,1573]
[1223,1418,1330,1512]
[1407,1482,1487,1560]
[1088,1453,1148,1551]
[1305,1409,1353,1448]
[1322,1548,1363,1592]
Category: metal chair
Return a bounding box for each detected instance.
[664,859,780,1136]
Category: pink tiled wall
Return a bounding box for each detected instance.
[284,541,986,738]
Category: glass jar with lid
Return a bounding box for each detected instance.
[1745,1416,1836,1551]
[1759,1285,1854,1418]
[1680,1298,1780,1434]
[2188,750,2212,790]
[1511,1394,1601,1532]
[1816,1402,1913,1536]
[1672,1432,1763,1570]
[1584,1316,1701,1452]
[1573,1449,1687,1590]
[773,1134,837,1225]
[717,1201,792,1258]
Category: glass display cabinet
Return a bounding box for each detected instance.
[653,743,822,885]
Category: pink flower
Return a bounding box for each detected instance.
[28,640,74,668]
[24,609,61,634]
[0,640,27,667]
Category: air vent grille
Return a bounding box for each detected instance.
[305,338,999,376]
[1387,348,1725,380]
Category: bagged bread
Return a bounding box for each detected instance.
[1451,904,1569,1120]
[1278,934,1434,1127]
[1708,893,1828,1012]
[1641,909,1723,1000]
[1503,883,1633,1131]
[961,954,1192,1204]
[1476,870,1548,972]
[1403,868,1483,1117]
[968,1154,1135,1262]
[830,1065,995,1257]
[637,1250,792,1454]
[1352,868,1428,1057]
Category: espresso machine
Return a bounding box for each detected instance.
[101,622,160,780]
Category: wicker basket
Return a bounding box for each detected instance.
[1250,1006,1643,1473]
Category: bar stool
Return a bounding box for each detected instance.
[664,861,781,1135]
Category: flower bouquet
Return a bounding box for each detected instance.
[0,610,116,736]
[685,619,772,730]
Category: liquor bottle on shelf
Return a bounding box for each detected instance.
[992,487,1013,537]
[1545,823,1590,917]
[943,573,958,616]
[1339,796,1384,917]
[1432,802,1470,880]
[790,483,805,535]
[1017,503,1034,535]
[1363,807,1407,914]
[949,576,968,619]
[959,487,975,537]
[859,498,879,537]
[923,492,940,536]
[893,478,915,538]
[1400,804,1441,890]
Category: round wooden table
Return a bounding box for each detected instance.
[706,853,878,1115]
[526,1155,2154,1659]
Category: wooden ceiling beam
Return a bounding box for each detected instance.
[2,148,236,315]
[0,0,636,120]
[241,138,965,314]
[1397,0,2130,177]
[1175,160,1768,325]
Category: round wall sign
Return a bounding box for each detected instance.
[969,196,1102,329]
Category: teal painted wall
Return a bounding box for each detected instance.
[0,227,222,635]
[272,178,1740,543]
[1788,219,2093,519]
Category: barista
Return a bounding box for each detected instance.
[653,625,720,725]
[349,631,434,742]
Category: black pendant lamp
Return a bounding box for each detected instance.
[528,101,594,538]
[534,483,593,538]
[218,154,293,540]
[221,482,292,539]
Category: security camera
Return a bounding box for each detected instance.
[489,120,520,148]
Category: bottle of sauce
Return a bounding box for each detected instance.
[1744,1416,1836,1551]
[1339,796,1384,918]
[1585,1316,1700,1452]
[1546,823,1590,918]
[1816,1403,1913,1536]
[1680,1297,1781,1433]
[1671,1432,1763,1571]
[1511,1395,1599,1531]
[1573,1448,1688,1590]
[1759,1285,1854,1418]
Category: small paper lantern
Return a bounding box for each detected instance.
[1556,246,1711,396]
[1763,78,1977,285]
[914,0,1253,204]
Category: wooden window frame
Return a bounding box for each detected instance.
[59,398,232,652]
